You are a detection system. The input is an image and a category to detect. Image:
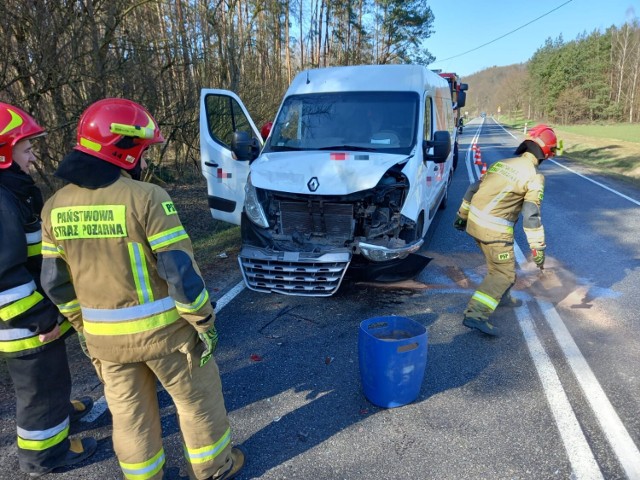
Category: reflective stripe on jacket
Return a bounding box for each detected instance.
[0,185,69,357]
[457,152,545,246]
[40,172,214,364]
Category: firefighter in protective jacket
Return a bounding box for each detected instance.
[40,98,245,480]
[0,103,96,477]
[453,124,558,336]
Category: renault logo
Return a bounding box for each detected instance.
[307,177,319,192]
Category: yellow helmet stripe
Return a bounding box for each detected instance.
[0,108,24,135]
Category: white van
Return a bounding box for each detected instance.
[200,64,457,296]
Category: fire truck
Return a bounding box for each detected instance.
[435,71,468,134]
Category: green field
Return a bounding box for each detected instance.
[556,123,640,143]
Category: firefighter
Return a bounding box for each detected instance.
[453,124,558,336]
[0,102,97,477]
[40,98,245,480]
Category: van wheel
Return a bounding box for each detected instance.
[453,142,459,170]
[439,174,451,210]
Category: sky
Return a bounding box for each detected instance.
[425,0,638,78]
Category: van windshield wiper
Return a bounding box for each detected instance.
[317,145,377,152]
[265,145,303,152]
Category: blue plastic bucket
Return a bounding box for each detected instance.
[358,316,428,408]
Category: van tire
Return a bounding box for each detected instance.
[453,142,459,170]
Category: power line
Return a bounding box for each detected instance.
[431,0,574,64]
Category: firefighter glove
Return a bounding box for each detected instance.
[453,215,467,231]
[199,326,219,367]
[532,248,545,269]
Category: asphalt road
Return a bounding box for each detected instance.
[1,117,639,479]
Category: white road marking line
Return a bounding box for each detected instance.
[214,280,246,314]
[79,396,109,423]
[465,125,483,183]
[537,296,640,479]
[513,243,640,479]
[496,122,518,139]
[515,302,604,480]
[548,160,640,207]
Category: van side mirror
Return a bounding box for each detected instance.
[456,91,466,109]
[423,130,451,164]
[231,131,260,161]
[460,83,468,91]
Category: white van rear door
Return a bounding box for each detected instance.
[200,89,263,225]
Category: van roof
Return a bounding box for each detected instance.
[287,64,449,96]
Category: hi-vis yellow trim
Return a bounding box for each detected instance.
[0,320,72,354]
[128,243,154,304]
[111,121,156,140]
[41,241,61,257]
[162,202,177,215]
[18,425,69,451]
[120,447,165,480]
[148,226,189,251]
[184,427,231,464]
[79,137,102,152]
[58,299,81,315]
[27,242,42,257]
[0,108,23,135]
[468,210,514,235]
[175,288,209,314]
[0,291,43,321]
[471,291,499,311]
[51,205,127,240]
[83,309,180,336]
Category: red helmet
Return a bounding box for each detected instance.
[527,124,557,159]
[74,98,164,169]
[0,103,46,169]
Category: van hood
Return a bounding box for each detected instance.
[250,151,409,195]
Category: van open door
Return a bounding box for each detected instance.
[200,89,263,225]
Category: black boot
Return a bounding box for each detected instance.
[463,316,500,336]
[69,396,94,423]
[29,437,98,477]
[210,446,246,480]
[497,295,523,308]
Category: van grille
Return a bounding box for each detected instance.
[238,247,351,296]
[278,201,354,238]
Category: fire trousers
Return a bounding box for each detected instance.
[6,339,72,475]
[464,241,516,320]
[98,333,233,480]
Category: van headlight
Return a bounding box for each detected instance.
[359,240,422,262]
[360,246,406,262]
[244,175,269,228]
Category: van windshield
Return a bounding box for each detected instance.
[263,91,419,155]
